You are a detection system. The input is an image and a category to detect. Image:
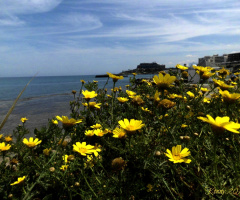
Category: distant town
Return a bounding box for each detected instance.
[118,51,240,75]
[95,52,240,82]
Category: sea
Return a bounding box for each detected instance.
[0,74,154,134]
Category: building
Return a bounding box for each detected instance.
[137,62,165,70]
[227,52,240,62]
[198,54,228,68]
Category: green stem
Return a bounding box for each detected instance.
[111,82,116,123]
[81,170,98,198]
[90,167,101,185]
[31,149,40,169]
[23,149,60,200]
[213,134,220,187]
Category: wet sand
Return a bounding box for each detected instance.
[0,94,73,134]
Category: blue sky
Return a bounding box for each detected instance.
[1,0,240,77]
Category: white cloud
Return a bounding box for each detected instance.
[186,55,197,58]
[0,0,63,26]
[0,16,25,26]
[1,0,63,15]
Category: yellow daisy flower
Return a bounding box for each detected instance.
[165,145,191,164]
[181,124,188,128]
[198,115,240,134]
[203,97,211,103]
[131,95,144,106]
[23,137,42,148]
[141,107,150,112]
[154,91,161,103]
[107,72,124,82]
[63,155,74,163]
[21,117,28,123]
[217,67,230,78]
[219,89,240,103]
[60,165,69,171]
[111,87,119,92]
[153,73,176,89]
[213,79,234,90]
[73,142,100,156]
[112,127,127,138]
[90,123,102,129]
[93,129,108,137]
[200,87,209,93]
[167,94,182,99]
[0,142,11,151]
[5,136,13,142]
[159,114,169,120]
[85,130,95,137]
[84,155,95,168]
[43,148,51,156]
[82,102,101,109]
[141,79,152,86]
[56,116,82,129]
[117,97,129,103]
[82,90,98,101]
[193,66,212,74]
[201,71,215,80]
[10,176,26,186]
[118,119,145,133]
[187,91,195,98]
[52,119,58,125]
[126,90,136,97]
[158,99,176,109]
[176,64,188,71]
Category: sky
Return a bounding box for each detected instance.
[1,0,240,77]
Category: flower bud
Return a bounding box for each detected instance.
[181,71,188,78]
[67,155,75,161]
[49,167,55,172]
[75,182,80,187]
[111,157,126,171]
[72,90,76,95]
[184,136,190,140]
[155,151,161,156]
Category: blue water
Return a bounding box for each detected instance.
[0,74,154,134]
[0,75,116,101]
[0,74,155,101]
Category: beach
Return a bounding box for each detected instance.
[0,94,73,134]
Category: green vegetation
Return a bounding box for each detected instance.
[1,66,240,199]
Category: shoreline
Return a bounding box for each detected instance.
[0,94,73,135]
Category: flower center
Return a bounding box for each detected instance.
[79,148,87,154]
[127,125,136,131]
[28,142,36,148]
[173,153,181,160]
